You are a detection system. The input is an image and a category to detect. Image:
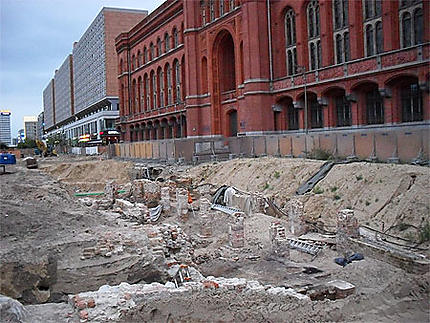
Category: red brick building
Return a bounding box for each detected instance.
[116,0,429,142]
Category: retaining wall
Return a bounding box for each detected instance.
[109,124,429,164]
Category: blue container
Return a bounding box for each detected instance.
[0,153,16,165]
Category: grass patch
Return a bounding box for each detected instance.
[309,148,334,161]
[262,182,270,190]
[313,186,324,194]
[418,222,430,243]
[274,171,280,179]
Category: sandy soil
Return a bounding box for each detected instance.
[187,157,430,242]
[1,155,429,322]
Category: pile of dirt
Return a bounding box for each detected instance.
[187,157,430,243]
[40,158,133,191]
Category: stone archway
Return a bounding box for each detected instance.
[212,29,237,136]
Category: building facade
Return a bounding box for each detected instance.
[0,110,11,145]
[37,112,44,140]
[54,55,74,126]
[43,79,55,130]
[23,116,38,140]
[117,0,429,142]
[44,7,148,143]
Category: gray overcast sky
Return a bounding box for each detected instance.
[0,0,165,137]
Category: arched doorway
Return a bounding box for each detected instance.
[218,33,236,92]
[212,30,237,136]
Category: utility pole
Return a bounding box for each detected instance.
[297,65,308,157]
[297,66,308,134]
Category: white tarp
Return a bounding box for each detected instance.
[85,147,99,155]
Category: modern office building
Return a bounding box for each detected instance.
[23,116,38,140]
[54,55,74,126]
[43,7,148,143]
[37,112,44,140]
[116,0,429,142]
[43,79,55,130]
[0,110,12,145]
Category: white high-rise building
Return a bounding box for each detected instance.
[23,116,38,140]
[0,110,11,145]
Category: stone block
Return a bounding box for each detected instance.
[326,280,355,299]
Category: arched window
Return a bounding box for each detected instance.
[333,0,349,64]
[137,51,142,67]
[201,57,208,93]
[363,0,383,56]
[229,0,235,11]
[173,28,179,47]
[150,71,156,109]
[164,33,170,52]
[399,1,423,48]
[310,99,323,128]
[219,0,224,16]
[285,8,297,75]
[201,0,207,26]
[138,76,143,112]
[307,1,321,70]
[143,47,148,64]
[366,24,374,56]
[144,74,149,111]
[132,79,137,113]
[174,60,181,103]
[288,105,299,130]
[366,88,384,124]
[209,0,215,21]
[166,64,172,105]
[150,43,155,60]
[335,95,351,126]
[158,69,164,107]
[157,38,162,56]
[401,82,423,122]
[132,55,136,70]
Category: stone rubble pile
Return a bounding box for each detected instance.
[69,276,312,322]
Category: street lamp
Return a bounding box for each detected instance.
[296,65,308,135]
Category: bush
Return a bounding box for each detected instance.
[309,148,334,161]
[313,186,324,194]
[330,186,338,192]
[333,194,341,200]
[356,175,363,181]
[17,139,37,149]
[274,171,280,179]
[418,222,430,243]
[262,182,270,190]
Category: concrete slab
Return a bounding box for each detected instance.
[253,137,266,156]
[375,131,397,161]
[355,132,373,160]
[397,130,421,162]
[279,136,293,156]
[336,133,354,158]
[266,136,279,156]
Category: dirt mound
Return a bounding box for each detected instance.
[188,157,430,242]
[40,159,133,191]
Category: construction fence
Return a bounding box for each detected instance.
[108,124,429,164]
